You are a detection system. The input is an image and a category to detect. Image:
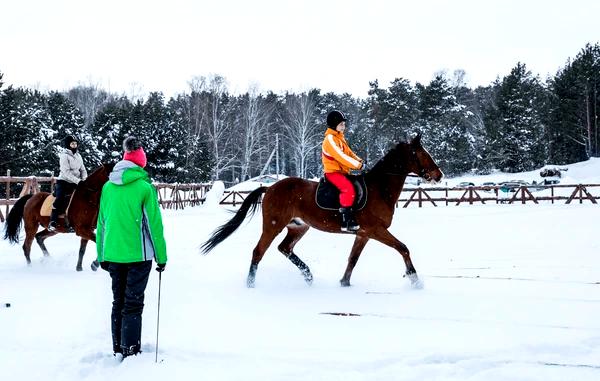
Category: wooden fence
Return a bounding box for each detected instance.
[2,174,598,223]
[0,171,56,223]
[397,183,599,207]
[219,183,600,208]
[154,183,212,210]
[0,172,211,222]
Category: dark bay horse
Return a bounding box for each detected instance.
[3,163,114,271]
[202,134,443,288]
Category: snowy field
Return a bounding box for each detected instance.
[1,164,600,380]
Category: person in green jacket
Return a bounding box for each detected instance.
[97,136,167,360]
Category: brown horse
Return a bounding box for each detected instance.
[3,163,114,271]
[202,134,443,288]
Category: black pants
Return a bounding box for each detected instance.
[52,179,76,213]
[108,261,152,355]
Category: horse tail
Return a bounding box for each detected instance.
[201,186,268,254]
[3,194,33,244]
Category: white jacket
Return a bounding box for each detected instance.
[57,149,87,184]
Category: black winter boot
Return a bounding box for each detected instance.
[121,344,141,358]
[339,207,360,232]
[48,209,59,232]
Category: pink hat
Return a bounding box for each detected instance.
[123,147,147,168]
[122,136,147,168]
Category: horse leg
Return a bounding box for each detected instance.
[340,235,370,287]
[78,231,99,272]
[34,229,58,258]
[248,224,285,288]
[75,238,89,272]
[277,221,312,284]
[370,227,422,288]
[22,220,41,265]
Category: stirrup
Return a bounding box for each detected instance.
[47,222,57,232]
[341,223,360,232]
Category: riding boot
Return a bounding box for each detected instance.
[48,209,59,231]
[339,207,360,232]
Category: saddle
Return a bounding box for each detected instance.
[315,175,368,211]
[40,193,75,217]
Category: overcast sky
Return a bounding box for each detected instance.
[1,0,598,98]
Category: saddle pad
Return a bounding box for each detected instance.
[40,195,55,216]
[315,175,368,211]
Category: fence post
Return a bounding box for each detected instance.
[5,170,10,218]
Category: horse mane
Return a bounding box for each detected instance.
[78,163,114,191]
[367,141,410,177]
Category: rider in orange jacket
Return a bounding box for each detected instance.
[321,110,364,232]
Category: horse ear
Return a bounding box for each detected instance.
[411,132,422,146]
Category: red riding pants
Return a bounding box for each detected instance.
[325,172,355,207]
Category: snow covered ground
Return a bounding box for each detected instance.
[1,161,600,380]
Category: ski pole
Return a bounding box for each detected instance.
[155,271,162,363]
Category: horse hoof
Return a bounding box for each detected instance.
[339,279,351,287]
[246,278,255,288]
[407,273,424,289]
[76,266,83,272]
[303,271,313,285]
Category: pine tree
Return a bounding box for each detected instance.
[92,96,134,163]
[485,63,547,172]
[0,87,54,176]
[547,43,600,163]
[166,95,213,182]
[136,92,173,181]
[416,75,475,175]
[46,92,101,170]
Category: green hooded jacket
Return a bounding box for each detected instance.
[96,161,167,265]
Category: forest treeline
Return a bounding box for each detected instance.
[1,43,598,184]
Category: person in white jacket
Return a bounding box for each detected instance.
[48,135,88,231]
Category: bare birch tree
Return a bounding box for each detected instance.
[189,74,235,180]
[282,90,321,178]
[65,82,112,129]
[238,85,272,180]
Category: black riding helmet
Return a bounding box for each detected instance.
[326,110,347,129]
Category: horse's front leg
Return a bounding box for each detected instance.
[76,238,89,272]
[77,227,100,271]
[340,235,369,287]
[370,227,422,289]
[77,230,99,272]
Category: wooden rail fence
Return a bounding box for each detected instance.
[218,184,600,208]
[2,174,598,223]
[0,172,211,222]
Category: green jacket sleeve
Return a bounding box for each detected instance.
[145,185,167,264]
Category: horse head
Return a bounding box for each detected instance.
[406,133,443,184]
